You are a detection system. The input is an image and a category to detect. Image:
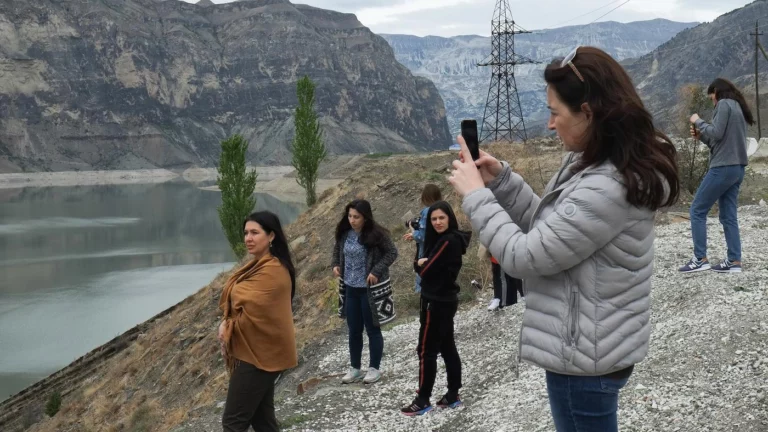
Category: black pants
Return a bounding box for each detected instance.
[492,262,524,307]
[222,360,282,432]
[416,297,462,400]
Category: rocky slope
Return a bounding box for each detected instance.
[0,0,451,172]
[2,144,767,431]
[381,19,696,137]
[178,205,768,432]
[625,0,768,133]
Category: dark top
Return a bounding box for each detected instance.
[415,230,471,302]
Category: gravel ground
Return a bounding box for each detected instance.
[273,206,768,432]
[175,205,768,432]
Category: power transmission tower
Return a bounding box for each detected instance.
[478,0,537,143]
[751,21,763,138]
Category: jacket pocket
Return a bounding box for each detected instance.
[565,272,581,364]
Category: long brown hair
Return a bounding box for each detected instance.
[708,78,755,125]
[544,46,679,211]
[334,199,390,247]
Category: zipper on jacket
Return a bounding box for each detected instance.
[515,153,577,378]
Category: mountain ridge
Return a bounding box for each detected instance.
[0,0,451,172]
[625,0,768,134]
[381,18,698,137]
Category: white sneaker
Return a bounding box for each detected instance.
[487,298,501,311]
[363,367,381,384]
[341,368,364,384]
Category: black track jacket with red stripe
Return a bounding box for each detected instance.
[415,230,471,302]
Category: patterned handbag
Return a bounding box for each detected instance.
[368,278,396,326]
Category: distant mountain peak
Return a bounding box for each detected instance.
[381,19,696,137]
[625,0,768,133]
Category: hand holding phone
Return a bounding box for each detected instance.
[461,119,480,161]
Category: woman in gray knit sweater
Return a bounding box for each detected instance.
[679,78,755,274]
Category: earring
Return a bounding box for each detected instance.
[269,242,273,249]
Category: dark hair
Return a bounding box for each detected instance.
[544,46,679,211]
[707,78,755,125]
[423,201,460,254]
[243,211,296,300]
[420,184,442,207]
[334,199,391,248]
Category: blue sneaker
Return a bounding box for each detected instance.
[400,397,432,416]
[711,260,742,273]
[437,393,463,409]
[678,258,710,273]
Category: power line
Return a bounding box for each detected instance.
[586,0,631,25]
[548,0,626,28]
[751,21,763,138]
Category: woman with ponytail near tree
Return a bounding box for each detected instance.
[680,78,754,274]
[218,211,297,432]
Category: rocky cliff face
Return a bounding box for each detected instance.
[0,0,451,172]
[381,19,696,137]
[625,0,768,133]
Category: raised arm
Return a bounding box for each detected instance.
[462,175,630,279]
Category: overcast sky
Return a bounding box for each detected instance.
[181,0,753,37]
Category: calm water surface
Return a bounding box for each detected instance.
[0,182,305,401]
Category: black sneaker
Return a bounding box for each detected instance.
[711,259,742,273]
[400,397,432,416]
[436,392,462,409]
[678,257,710,273]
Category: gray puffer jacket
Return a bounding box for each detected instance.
[462,153,655,376]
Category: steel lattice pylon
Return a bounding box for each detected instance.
[478,0,537,143]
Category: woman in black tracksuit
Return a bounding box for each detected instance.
[400,201,471,416]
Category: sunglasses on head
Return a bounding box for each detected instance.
[560,46,584,83]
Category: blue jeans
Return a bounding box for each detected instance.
[414,274,422,293]
[346,287,383,369]
[690,165,745,262]
[546,371,630,432]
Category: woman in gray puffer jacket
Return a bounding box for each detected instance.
[449,46,680,432]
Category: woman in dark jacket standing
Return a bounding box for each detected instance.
[332,199,398,385]
[680,78,754,274]
[401,201,471,416]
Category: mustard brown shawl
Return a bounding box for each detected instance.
[219,253,297,373]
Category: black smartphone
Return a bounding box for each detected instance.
[461,119,480,161]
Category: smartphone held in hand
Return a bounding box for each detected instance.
[461,119,480,161]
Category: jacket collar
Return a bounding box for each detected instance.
[551,152,623,193]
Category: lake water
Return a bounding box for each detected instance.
[0,182,305,401]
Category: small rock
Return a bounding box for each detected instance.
[289,235,307,249]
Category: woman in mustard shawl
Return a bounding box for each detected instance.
[218,211,297,432]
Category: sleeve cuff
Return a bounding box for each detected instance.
[487,162,510,190]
